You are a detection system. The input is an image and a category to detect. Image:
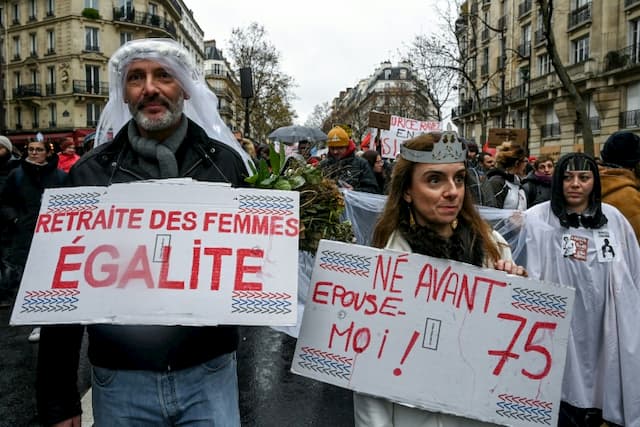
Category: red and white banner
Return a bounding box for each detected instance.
[292,240,574,426]
[10,180,299,327]
[377,115,441,159]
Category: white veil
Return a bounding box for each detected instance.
[95,38,252,173]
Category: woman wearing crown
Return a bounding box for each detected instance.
[354,131,527,426]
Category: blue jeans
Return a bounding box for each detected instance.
[92,352,240,426]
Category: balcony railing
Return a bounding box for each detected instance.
[508,84,527,101]
[480,63,489,75]
[604,44,640,71]
[72,80,109,95]
[568,2,591,28]
[46,83,56,95]
[481,28,490,43]
[575,117,601,133]
[541,123,561,138]
[620,109,640,128]
[454,99,475,117]
[85,45,100,52]
[625,0,640,6]
[112,7,177,38]
[534,29,545,45]
[13,84,42,97]
[518,43,531,58]
[518,0,532,17]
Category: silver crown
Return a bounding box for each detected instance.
[399,131,467,164]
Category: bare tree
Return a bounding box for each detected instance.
[537,0,594,156]
[304,102,332,129]
[227,22,297,142]
[407,1,505,144]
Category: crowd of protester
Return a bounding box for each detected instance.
[0,37,639,427]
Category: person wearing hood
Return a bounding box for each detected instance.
[319,126,378,193]
[521,154,554,207]
[0,139,66,306]
[598,131,640,243]
[480,141,528,209]
[523,153,640,426]
[0,136,20,190]
[57,138,80,173]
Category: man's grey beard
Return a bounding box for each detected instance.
[129,96,184,132]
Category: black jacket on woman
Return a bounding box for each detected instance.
[0,154,66,269]
[36,119,248,425]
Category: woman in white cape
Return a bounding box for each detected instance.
[354,132,527,427]
[523,153,640,426]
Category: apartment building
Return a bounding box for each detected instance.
[453,0,640,157]
[0,0,206,148]
[203,39,242,134]
[329,61,437,141]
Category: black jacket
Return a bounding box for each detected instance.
[36,119,248,425]
[521,171,552,208]
[319,152,379,193]
[0,155,66,269]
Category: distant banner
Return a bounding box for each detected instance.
[378,115,441,159]
[292,240,574,426]
[11,180,299,327]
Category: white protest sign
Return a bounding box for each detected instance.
[11,180,299,327]
[292,240,574,426]
[378,115,441,159]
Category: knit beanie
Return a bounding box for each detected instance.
[326,127,349,148]
[0,135,12,152]
[601,131,640,168]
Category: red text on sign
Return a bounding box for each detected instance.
[487,313,557,380]
[51,240,263,291]
[414,264,507,313]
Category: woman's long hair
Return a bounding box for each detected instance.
[371,133,502,263]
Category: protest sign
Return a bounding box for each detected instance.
[378,115,441,159]
[292,240,574,426]
[11,180,299,327]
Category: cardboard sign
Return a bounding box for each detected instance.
[10,180,299,327]
[368,111,392,130]
[292,240,574,426]
[378,115,441,159]
[487,128,527,148]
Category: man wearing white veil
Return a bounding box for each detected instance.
[36,39,247,426]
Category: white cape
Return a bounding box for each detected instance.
[523,202,640,426]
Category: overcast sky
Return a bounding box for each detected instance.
[184,0,442,125]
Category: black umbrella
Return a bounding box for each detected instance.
[268,125,328,145]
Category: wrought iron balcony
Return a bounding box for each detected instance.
[73,80,109,96]
[13,84,42,97]
[480,63,489,75]
[85,45,100,52]
[575,117,601,133]
[620,109,640,128]
[518,0,532,17]
[46,83,56,95]
[625,0,640,7]
[112,7,177,38]
[568,2,591,28]
[534,29,545,45]
[604,45,640,71]
[541,123,561,138]
[508,84,527,101]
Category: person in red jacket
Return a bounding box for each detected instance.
[56,138,80,173]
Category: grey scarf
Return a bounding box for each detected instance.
[127,116,188,178]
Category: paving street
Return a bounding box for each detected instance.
[0,310,354,427]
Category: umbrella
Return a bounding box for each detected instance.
[268,125,328,145]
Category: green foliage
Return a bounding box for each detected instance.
[244,144,353,253]
[82,8,101,19]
